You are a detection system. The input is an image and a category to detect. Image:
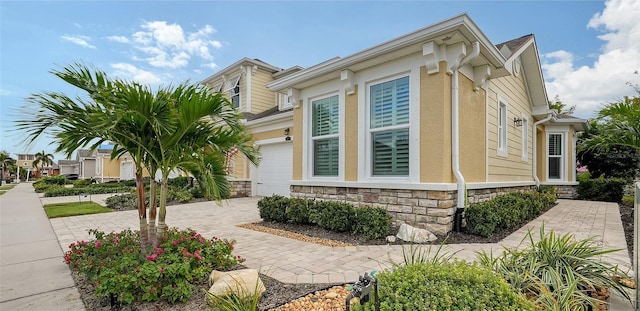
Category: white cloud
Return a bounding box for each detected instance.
[61,35,96,49]
[542,0,640,118]
[110,63,162,85]
[106,35,129,43]
[108,21,221,69]
[202,62,218,70]
[0,88,10,96]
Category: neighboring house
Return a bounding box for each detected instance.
[15,153,59,178]
[76,145,136,181]
[266,13,587,235]
[58,159,80,175]
[201,58,303,197]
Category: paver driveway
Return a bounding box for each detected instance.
[50,197,631,285]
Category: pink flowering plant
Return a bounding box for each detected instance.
[64,228,243,304]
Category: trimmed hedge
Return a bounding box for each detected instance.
[577,177,627,202]
[357,261,534,311]
[465,191,557,237]
[257,195,391,240]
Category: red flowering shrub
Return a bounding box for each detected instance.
[64,228,242,304]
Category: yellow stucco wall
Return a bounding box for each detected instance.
[292,102,303,180]
[487,66,534,182]
[420,62,453,183]
[102,157,121,179]
[344,85,359,181]
[459,72,486,182]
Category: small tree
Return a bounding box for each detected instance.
[0,151,15,185]
[578,120,639,179]
[32,150,54,177]
[548,95,576,115]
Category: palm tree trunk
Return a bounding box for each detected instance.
[135,169,149,254]
[148,178,158,248]
[156,178,169,244]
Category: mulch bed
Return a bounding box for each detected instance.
[619,202,634,262]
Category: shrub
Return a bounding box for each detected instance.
[168,176,190,188]
[73,179,93,187]
[257,195,289,222]
[577,177,627,202]
[38,175,68,185]
[465,191,556,237]
[285,198,313,224]
[478,226,631,309]
[44,185,131,197]
[105,193,137,211]
[190,186,204,199]
[622,196,635,207]
[353,207,391,239]
[358,261,534,311]
[34,183,63,193]
[64,228,243,304]
[313,201,355,232]
[174,189,193,203]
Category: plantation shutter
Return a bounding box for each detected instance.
[370,76,410,176]
[370,76,409,128]
[312,95,339,176]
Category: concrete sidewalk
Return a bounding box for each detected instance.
[0,183,84,310]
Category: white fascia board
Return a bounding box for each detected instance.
[245,111,293,128]
[267,13,506,92]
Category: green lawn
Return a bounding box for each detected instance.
[0,185,15,191]
[44,201,112,218]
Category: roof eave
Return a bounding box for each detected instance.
[200,58,281,85]
[267,13,507,92]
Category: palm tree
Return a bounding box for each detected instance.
[16,63,259,251]
[581,96,640,153]
[32,150,54,177]
[0,151,15,185]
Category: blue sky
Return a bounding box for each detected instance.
[1,0,639,161]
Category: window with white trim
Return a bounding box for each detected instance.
[369,76,410,176]
[497,100,507,157]
[547,133,563,180]
[278,93,292,110]
[521,117,528,161]
[312,95,339,176]
[224,75,241,108]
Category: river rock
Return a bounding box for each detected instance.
[396,223,437,243]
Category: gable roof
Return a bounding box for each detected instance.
[200,58,282,85]
[496,34,534,58]
[267,13,509,91]
[58,160,79,166]
[77,149,94,158]
[547,113,588,131]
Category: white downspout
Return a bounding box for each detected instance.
[452,42,480,210]
[533,112,552,186]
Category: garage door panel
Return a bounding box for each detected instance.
[256,143,292,197]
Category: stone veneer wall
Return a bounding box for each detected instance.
[291,185,535,235]
[228,180,251,198]
[553,185,578,199]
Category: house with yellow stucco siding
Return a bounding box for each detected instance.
[265,13,587,235]
[201,58,302,197]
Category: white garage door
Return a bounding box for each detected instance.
[256,142,292,197]
[120,162,134,181]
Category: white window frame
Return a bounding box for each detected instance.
[497,97,508,157]
[546,131,566,181]
[365,73,411,180]
[309,92,340,179]
[224,75,241,108]
[521,114,528,162]
[278,93,292,110]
